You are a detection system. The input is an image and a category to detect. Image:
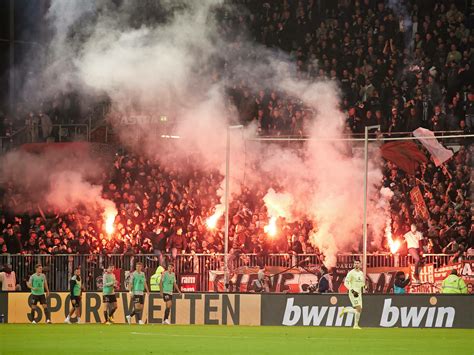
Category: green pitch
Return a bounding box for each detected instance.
[0,324,472,354]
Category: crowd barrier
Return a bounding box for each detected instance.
[1,292,472,328]
[0,253,455,292]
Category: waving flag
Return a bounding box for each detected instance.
[413,127,453,166]
[381,141,428,175]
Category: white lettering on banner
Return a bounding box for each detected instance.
[400,307,427,327]
[435,308,455,328]
[282,298,301,326]
[334,307,353,326]
[181,277,195,283]
[180,287,195,292]
[380,299,399,327]
[282,298,353,326]
[302,306,327,326]
[462,263,472,277]
[380,299,455,328]
[425,307,436,327]
[325,307,336,326]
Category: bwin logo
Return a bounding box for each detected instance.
[282,298,354,326]
[380,299,455,328]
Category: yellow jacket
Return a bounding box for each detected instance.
[150,266,165,291]
[441,274,467,294]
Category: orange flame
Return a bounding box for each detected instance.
[206,213,220,229]
[388,238,401,254]
[264,217,277,237]
[385,217,400,254]
[206,206,224,230]
[104,209,116,236]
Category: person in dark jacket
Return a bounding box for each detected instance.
[4,227,22,254]
[167,226,187,259]
[318,266,333,293]
[75,237,90,254]
[394,271,410,294]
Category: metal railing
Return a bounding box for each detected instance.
[258,130,466,139]
[52,124,89,142]
[0,123,91,154]
[0,253,455,292]
[0,127,28,154]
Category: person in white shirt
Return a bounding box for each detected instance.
[0,264,17,291]
[338,260,365,329]
[403,224,424,280]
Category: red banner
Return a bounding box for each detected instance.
[459,260,473,293]
[410,186,430,220]
[408,261,473,294]
[209,262,473,294]
[408,264,436,293]
[209,266,319,293]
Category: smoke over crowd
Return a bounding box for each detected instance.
[1,0,392,266]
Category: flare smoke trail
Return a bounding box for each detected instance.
[387,0,413,54]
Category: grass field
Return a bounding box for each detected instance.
[0,324,472,354]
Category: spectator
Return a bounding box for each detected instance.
[167,226,187,259]
[393,271,410,294]
[0,264,18,291]
[403,224,424,280]
[318,266,333,293]
[75,236,90,254]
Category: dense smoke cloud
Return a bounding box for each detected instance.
[6,0,389,265]
[0,147,116,220]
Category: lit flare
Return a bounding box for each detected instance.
[104,209,117,236]
[206,206,224,230]
[264,217,277,237]
[385,217,400,254]
[388,238,401,254]
[206,213,220,229]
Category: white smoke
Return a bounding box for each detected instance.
[387,0,413,53]
[263,188,295,221]
[0,148,116,220]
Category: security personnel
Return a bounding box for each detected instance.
[150,265,165,291]
[441,269,467,294]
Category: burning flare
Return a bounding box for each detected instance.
[104,208,117,236]
[206,205,224,230]
[388,238,401,254]
[385,217,400,254]
[264,217,277,237]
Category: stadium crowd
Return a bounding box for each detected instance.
[231,0,473,136]
[0,1,472,262]
[0,144,472,260]
[1,0,472,140]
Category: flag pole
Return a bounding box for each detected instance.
[224,125,243,291]
[363,125,380,277]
